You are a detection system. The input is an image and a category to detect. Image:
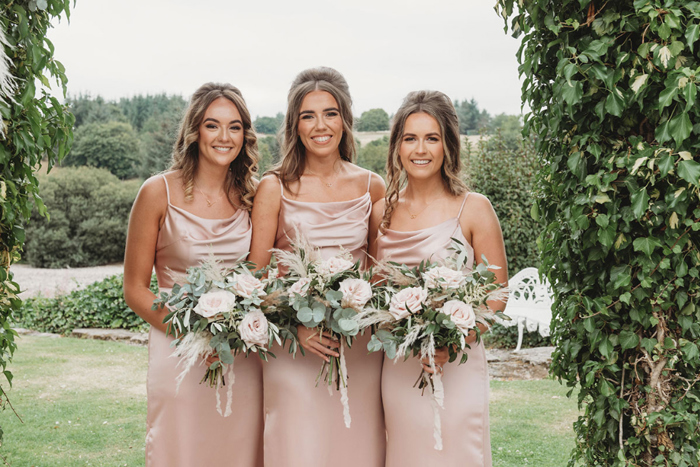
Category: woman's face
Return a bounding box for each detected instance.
[297,90,344,160]
[398,112,444,181]
[198,96,245,169]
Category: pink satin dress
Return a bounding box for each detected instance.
[262,173,385,467]
[376,193,492,467]
[146,174,263,467]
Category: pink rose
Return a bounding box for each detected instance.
[338,278,373,311]
[238,309,269,349]
[423,266,466,290]
[194,289,236,319]
[289,277,311,296]
[441,300,476,334]
[317,256,354,277]
[229,273,266,299]
[388,287,428,320]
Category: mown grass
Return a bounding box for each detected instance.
[1,335,579,466]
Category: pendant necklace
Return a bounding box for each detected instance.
[405,196,444,219]
[195,184,224,207]
[305,167,340,187]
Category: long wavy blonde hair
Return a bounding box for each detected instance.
[381,90,467,232]
[270,67,355,192]
[170,82,258,211]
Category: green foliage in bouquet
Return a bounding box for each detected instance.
[499,0,700,465]
[14,274,156,334]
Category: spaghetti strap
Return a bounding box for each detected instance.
[457,192,470,218]
[277,175,285,197]
[161,174,171,204]
[366,170,372,192]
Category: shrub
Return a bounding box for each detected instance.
[483,323,551,349]
[24,167,140,268]
[14,274,156,334]
[63,121,140,179]
[356,108,390,132]
[356,136,389,178]
[465,132,540,275]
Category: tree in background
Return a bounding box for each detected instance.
[356,108,390,132]
[66,94,125,127]
[0,0,74,443]
[136,111,182,178]
[500,0,700,464]
[254,112,284,135]
[258,135,281,174]
[454,98,491,134]
[64,121,140,179]
[356,136,389,177]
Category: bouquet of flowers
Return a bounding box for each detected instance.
[271,236,374,428]
[357,239,507,449]
[153,254,281,416]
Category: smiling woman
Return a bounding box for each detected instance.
[122,83,262,467]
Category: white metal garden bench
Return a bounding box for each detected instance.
[498,267,553,351]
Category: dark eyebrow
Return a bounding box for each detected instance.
[203,117,242,125]
[402,132,441,138]
[299,107,340,115]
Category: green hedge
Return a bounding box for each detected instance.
[24,167,140,268]
[14,274,156,334]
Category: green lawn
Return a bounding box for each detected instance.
[1,336,579,466]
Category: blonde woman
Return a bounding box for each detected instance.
[249,67,386,467]
[368,90,508,466]
[124,83,262,467]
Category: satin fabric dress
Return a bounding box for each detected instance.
[376,193,492,467]
[146,174,263,467]
[262,173,385,467]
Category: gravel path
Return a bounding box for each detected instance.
[10,263,124,299]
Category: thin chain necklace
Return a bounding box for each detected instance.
[405,195,445,219]
[195,184,225,208]
[305,166,340,188]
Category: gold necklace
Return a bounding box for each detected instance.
[405,196,445,219]
[195,184,224,208]
[305,167,340,187]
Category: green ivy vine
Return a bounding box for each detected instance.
[0,0,73,443]
[498,0,700,465]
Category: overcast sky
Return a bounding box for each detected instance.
[47,0,524,119]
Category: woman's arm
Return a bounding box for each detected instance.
[248,175,282,271]
[367,197,386,265]
[123,176,168,333]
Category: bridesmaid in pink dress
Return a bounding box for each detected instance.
[368,90,508,467]
[249,67,386,467]
[124,83,263,467]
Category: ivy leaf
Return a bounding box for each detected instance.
[681,341,699,360]
[599,337,613,359]
[562,80,583,105]
[619,330,639,351]
[630,188,649,218]
[658,86,678,110]
[633,237,662,256]
[669,112,692,146]
[686,23,700,53]
[655,118,672,144]
[605,89,624,116]
[677,160,700,186]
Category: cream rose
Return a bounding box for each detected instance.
[238,309,269,349]
[338,278,373,311]
[289,277,311,296]
[229,273,266,299]
[193,289,236,319]
[423,266,466,290]
[317,256,354,277]
[388,287,428,320]
[441,300,476,334]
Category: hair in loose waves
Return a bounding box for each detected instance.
[381,90,467,232]
[170,82,259,211]
[270,67,355,192]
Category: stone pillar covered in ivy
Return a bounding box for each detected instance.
[498,1,700,465]
[0,0,74,439]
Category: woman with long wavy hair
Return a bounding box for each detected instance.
[249,67,386,467]
[124,83,263,467]
[368,90,508,466]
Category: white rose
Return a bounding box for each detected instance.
[229,273,266,299]
[289,277,311,296]
[317,256,354,277]
[388,287,428,320]
[441,300,476,334]
[238,309,269,349]
[267,268,279,280]
[193,289,236,319]
[338,278,373,311]
[423,266,466,290]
